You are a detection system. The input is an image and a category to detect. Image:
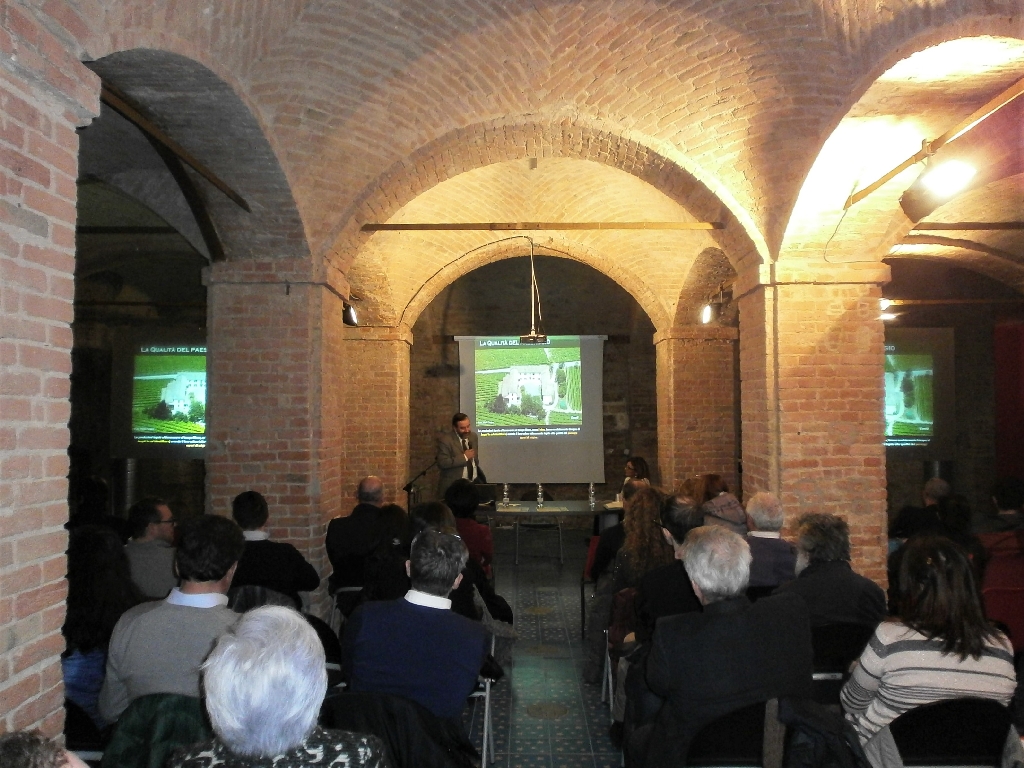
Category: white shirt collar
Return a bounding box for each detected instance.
[243,530,270,541]
[404,589,451,610]
[748,531,782,539]
[165,588,229,608]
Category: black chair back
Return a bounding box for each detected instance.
[889,698,1011,766]
[687,700,766,766]
[810,623,876,705]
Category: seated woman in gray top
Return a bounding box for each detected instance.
[169,606,386,767]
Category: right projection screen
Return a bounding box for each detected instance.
[883,327,955,455]
[456,335,607,484]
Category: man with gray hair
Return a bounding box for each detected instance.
[629,526,812,768]
[774,512,886,627]
[745,492,797,589]
[342,528,488,725]
[326,476,386,596]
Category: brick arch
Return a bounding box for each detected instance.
[84,48,308,262]
[326,115,766,278]
[398,237,670,333]
[779,21,1024,271]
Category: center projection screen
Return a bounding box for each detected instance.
[456,336,606,484]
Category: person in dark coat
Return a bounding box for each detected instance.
[326,477,386,594]
[744,492,797,589]
[629,526,813,768]
[774,512,886,627]
[342,529,488,726]
[230,491,320,608]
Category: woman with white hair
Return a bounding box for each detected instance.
[169,606,386,767]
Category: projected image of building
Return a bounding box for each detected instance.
[498,365,558,407]
[160,372,207,418]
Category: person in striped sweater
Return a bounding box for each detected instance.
[841,535,1017,763]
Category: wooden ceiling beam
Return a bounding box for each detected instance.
[361,221,723,232]
[100,82,251,213]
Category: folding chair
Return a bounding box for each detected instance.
[469,636,498,764]
[580,535,600,640]
[889,698,1012,766]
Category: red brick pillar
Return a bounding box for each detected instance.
[205,259,350,615]
[655,327,739,495]
[738,280,888,582]
[0,4,100,733]
[332,325,412,512]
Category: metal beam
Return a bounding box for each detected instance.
[845,75,1024,209]
[361,221,724,232]
[913,222,1024,231]
[100,83,251,213]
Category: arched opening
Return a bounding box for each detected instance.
[408,255,658,501]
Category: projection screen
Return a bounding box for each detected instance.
[456,335,606,483]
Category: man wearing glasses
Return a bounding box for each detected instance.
[124,497,178,599]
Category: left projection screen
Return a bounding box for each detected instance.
[457,335,606,483]
[112,339,207,457]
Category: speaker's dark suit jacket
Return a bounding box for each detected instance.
[436,429,483,497]
[641,592,812,768]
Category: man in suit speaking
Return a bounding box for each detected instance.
[436,412,486,497]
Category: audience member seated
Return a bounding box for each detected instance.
[590,479,644,584]
[775,512,886,627]
[0,730,90,768]
[695,473,747,535]
[169,606,386,768]
[974,477,1024,536]
[744,492,796,589]
[98,515,244,725]
[66,475,129,543]
[628,526,813,768]
[841,535,1018,768]
[410,502,512,625]
[888,477,949,541]
[230,490,320,608]
[583,486,673,683]
[633,495,704,644]
[326,477,386,605]
[342,528,489,726]
[612,496,703,745]
[445,479,493,578]
[124,497,178,599]
[63,525,143,729]
[362,503,414,602]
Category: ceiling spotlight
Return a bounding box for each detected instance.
[701,304,714,324]
[879,312,898,321]
[879,298,892,310]
[920,160,976,198]
[342,302,358,327]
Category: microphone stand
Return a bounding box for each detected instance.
[403,461,436,510]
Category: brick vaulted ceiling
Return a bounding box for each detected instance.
[77,1,1024,321]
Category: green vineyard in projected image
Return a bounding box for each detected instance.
[475,344,582,428]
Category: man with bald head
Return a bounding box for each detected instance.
[326,476,386,604]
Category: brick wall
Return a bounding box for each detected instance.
[655,328,739,495]
[0,0,99,735]
[740,282,888,583]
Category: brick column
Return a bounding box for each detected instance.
[654,326,739,495]
[205,259,350,615]
[332,326,412,512]
[738,279,888,582]
[0,4,99,734]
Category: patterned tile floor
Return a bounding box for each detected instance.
[462,523,622,768]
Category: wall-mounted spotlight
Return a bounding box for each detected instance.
[700,283,731,325]
[899,159,977,222]
[879,298,897,321]
[342,302,358,326]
